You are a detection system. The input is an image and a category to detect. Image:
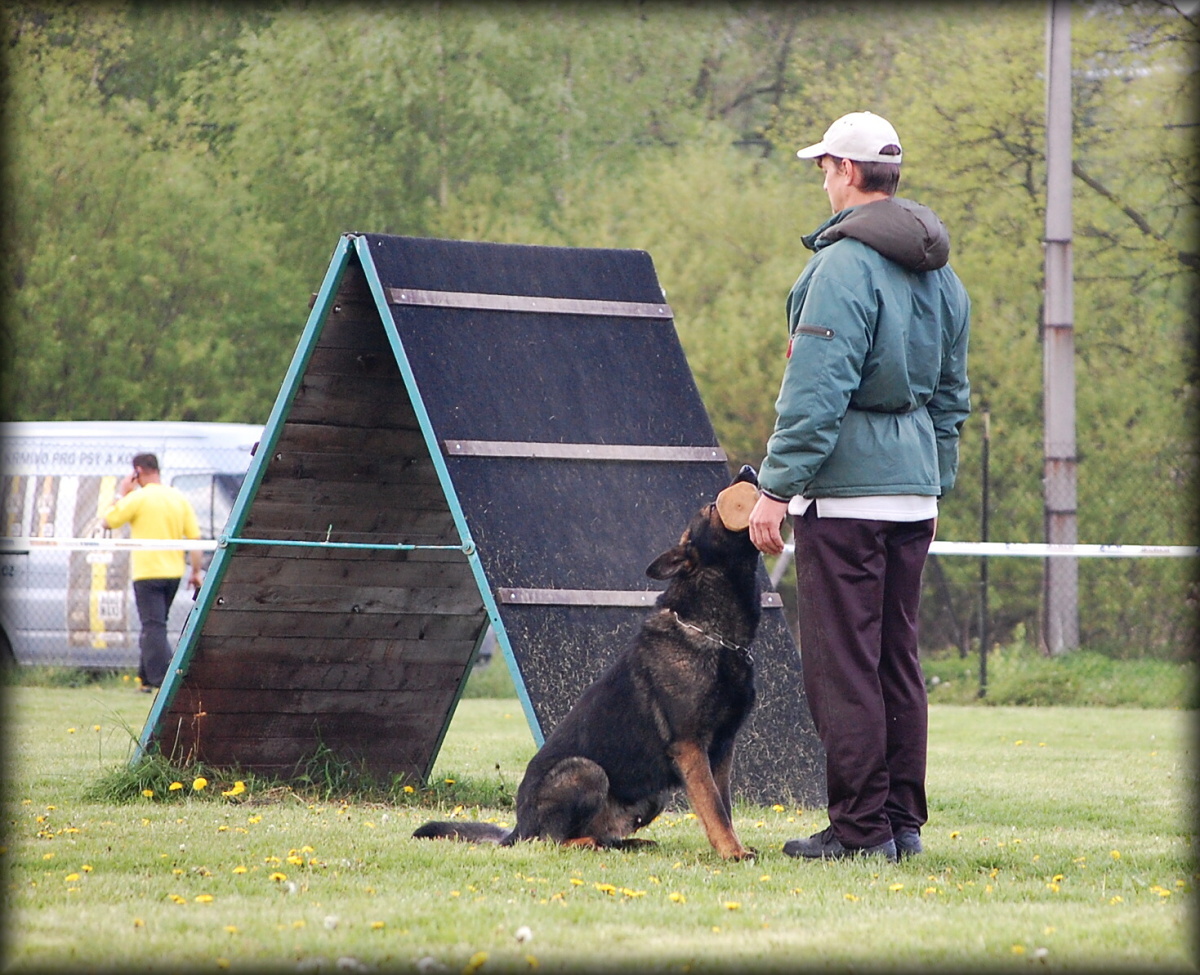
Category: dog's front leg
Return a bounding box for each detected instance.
[668,740,753,861]
[712,746,735,823]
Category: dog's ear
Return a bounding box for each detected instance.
[646,544,695,580]
[715,481,758,532]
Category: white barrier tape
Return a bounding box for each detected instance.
[3,537,1196,558]
[1,537,219,554]
[795,541,1196,558]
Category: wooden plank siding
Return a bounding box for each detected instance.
[151,259,489,782]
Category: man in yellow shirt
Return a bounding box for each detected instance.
[103,453,203,690]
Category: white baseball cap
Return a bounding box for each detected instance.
[796,111,902,164]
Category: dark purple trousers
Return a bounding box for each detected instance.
[792,508,935,849]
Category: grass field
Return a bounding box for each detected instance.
[2,682,1195,973]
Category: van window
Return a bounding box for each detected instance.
[170,474,245,539]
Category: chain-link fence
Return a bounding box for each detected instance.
[1,423,259,669]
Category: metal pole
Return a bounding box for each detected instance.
[1043,0,1079,654]
[979,410,991,698]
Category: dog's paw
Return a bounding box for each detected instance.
[728,846,758,862]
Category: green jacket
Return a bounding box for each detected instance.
[759,197,971,502]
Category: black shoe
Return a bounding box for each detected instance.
[894,830,923,859]
[782,827,897,862]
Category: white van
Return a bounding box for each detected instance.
[0,421,261,669]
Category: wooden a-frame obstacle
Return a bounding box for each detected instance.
[138,233,824,805]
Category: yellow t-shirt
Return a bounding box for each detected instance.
[103,483,201,581]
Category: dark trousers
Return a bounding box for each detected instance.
[133,577,180,688]
[793,509,935,848]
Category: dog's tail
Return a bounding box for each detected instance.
[412,821,515,844]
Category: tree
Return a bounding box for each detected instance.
[1,2,298,422]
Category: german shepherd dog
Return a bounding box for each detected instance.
[413,466,763,860]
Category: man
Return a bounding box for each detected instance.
[748,111,971,862]
[103,453,203,691]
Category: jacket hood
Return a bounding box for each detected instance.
[802,197,951,271]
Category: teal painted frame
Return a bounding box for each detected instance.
[136,232,545,775]
[352,236,544,755]
[135,237,355,762]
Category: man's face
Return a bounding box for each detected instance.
[818,155,855,214]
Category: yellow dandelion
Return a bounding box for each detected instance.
[669,892,686,903]
[1110,850,1121,860]
[194,894,214,903]
[248,814,262,824]
[133,918,144,928]
[68,728,76,734]
[594,883,616,895]
[269,872,287,882]
[1047,882,1061,893]
[81,864,92,873]
[232,866,247,874]
[1012,945,1026,955]
[888,883,904,892]
[844,893,860,902]
[92,725,101,732]
[371,921,386,930]
[168,894,186,904]
[722,901,741,910]
[216,958,230,970]
[64,873,80,882]
[569,878,584,886]
[142,789,154,798]
[924,887,938,895]
[221,781,246,797]
[463,950,488,974]
[525,955,539,970]
[949,831,961,839]
[444,778,456,785]
[192,777,207,791]
[1109,895,1124,905]
[286,856,305,866]
[224,926,239,935]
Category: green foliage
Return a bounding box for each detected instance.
[461,658,519,699]
[2,2,1195,655]
[923,634,1197,709]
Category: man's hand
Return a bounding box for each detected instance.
[748,494,790,556]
